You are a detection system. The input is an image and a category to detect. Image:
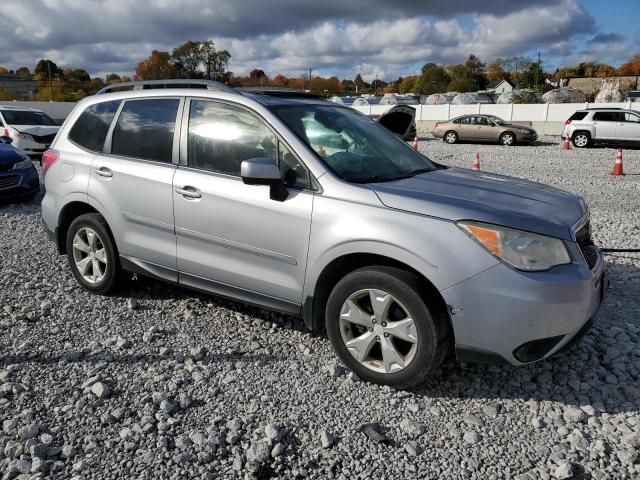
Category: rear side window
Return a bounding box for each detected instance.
[111,99,180,163]
[68,101,121,152]
[592,111,624,122]
[568,111,588,121]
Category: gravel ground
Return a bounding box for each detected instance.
[1,137,639,480]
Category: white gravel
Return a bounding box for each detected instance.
[0,139,639,479]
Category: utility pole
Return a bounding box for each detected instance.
[535,51,542,92]
[308,68,312,91]
[48,62,53,101]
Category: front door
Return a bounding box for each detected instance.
[173,99,313,312]
[616,111,640,141]
[592,111,619,139]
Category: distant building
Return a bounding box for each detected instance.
[0,73,37,99]
[486,79,514,94]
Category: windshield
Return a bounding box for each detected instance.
[487,115,508,126]
[1,110,57,126]
[271,104,438,183]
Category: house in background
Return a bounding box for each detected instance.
[486,79,514,95]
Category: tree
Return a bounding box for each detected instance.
[134,50,178,80]
[15,67,31,80]
[464,54,487,90]
[272,74,289,87]
[249,69,267,80]
[618,53,640,75]
[487,61,508,81]
[521,62,545,90]
[419,63,450,94]
[63,68,91,82]
[354,74,366,93]
[34,59,62,79]
[0,66,8,74]
[447,77,474,92]
[0,88,14,100]
[201,41,231,80]
[597,64,616,78]
[105,73,122,84]
[172,40,205,78]
[398,75,418,94]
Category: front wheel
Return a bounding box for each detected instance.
[499,132,516,146]
[66,213,122,294]
[325,266,448,388]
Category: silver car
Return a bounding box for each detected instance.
[41,80,605,388]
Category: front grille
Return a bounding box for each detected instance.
[575,220,599,270]
[30,133,55,144]
[0,174,20,189]
[0,163,13,172]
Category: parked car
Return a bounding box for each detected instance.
[41,80,604,388]
[433,114,538,146]
[0,105,60,156]
[562,108,640,148]
[0,136,40,202]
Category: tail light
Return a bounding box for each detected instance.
[42,149,59,178]
[434,122,439,129]
[565,119,572,125]
[2,128,9,137]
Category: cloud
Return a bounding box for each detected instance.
[0,0,624,80]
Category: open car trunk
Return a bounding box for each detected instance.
[371,105,417,140]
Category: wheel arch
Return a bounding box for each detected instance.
[302,252,454,346]
[57,200,114,255]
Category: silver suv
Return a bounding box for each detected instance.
[563,107,640,148]
[42,80,605,388]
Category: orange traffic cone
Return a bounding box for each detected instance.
[472,153,481,170]
[562,135,571,150]
[611,148,625,176]
[412,136,419,150]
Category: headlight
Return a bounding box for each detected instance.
[516,128,530,134]
[457,221,571,271]
[11,158,33,170]
[17,133,34,141]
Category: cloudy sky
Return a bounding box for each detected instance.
[0,0,638,81]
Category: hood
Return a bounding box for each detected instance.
[10,125,59,136]
[373,105,415,139]
[506,124,535,132]
[0,143,29,165]
[370,167,585,240]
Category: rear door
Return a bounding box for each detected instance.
[456,116,475,140]
[592,111,618,139]
[88,97,182,277]
[616,111,640,142]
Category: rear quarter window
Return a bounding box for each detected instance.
[68,100,121,152]
[568,111,588,121]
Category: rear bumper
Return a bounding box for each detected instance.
[442,247,606,366]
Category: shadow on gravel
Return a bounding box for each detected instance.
[0,351,282,368]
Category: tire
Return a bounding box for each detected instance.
[325,266,448,388]
[499,132,516,146]
[444,131,458,144]
[572,132,590,148]
[65,213,122,294]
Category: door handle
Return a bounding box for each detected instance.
[94,167,113,178]
[175,186,202,199]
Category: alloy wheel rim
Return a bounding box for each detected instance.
[502,134,514,145]
[446,133,456,143]
[575,135,587,147]
[339,289,418,374]
[72,227,107,284]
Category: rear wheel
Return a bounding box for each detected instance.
[325,266,447,388]
[499,132,516,146]
[66,213,122,294]
[444,131,458,144]
[572,132,590,148]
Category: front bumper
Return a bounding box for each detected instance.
[516,131,538,143]
[442,246,606,366]
[0,167,40,200]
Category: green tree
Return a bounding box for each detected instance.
[15,67,31,80]
[521,62,545,90]
[172,40,205,78]
[464,54,487,90]
[105,73,122,84]
[419,63,450,94]
[34,59,62,78]
[354,74,366,92]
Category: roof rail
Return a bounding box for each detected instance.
[96,79,236,95]
[238,87,324,99]
[584,107,624,110]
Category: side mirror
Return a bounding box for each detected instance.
[241,157,288,202]
[0,136,13,144]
